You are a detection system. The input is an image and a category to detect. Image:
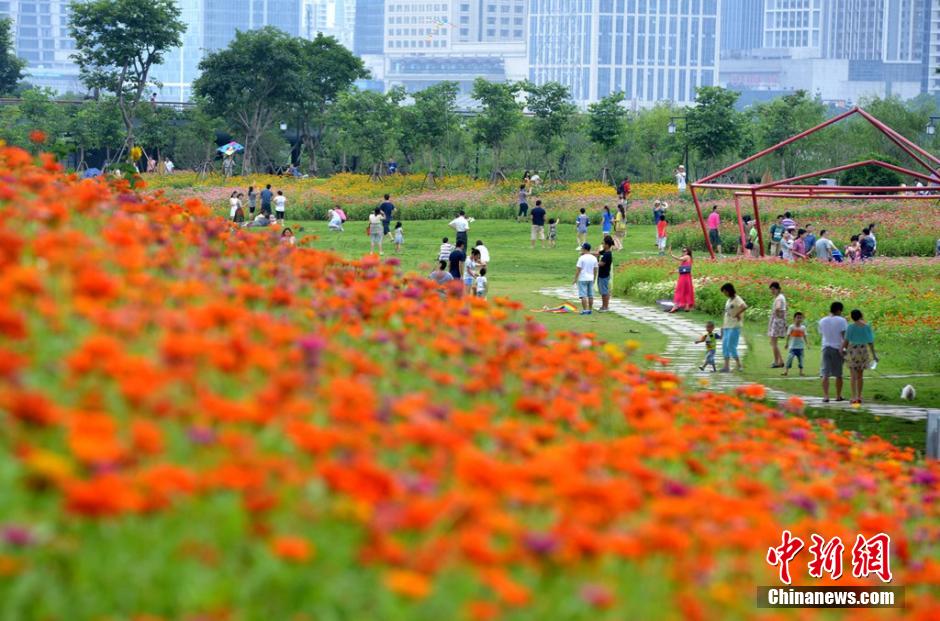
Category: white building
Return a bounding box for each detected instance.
[527,0,720,107]
[762,0,822,57]
[1,0,82,93]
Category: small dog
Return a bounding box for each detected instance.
[900,384,916,401]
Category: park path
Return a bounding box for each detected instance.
[539,286,938,422]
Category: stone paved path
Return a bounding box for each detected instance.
[540,287,938,421]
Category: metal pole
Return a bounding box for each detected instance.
[750,190,766,258]
[734,194,747,255]
[928,412,939,459]
[690,183,715,259]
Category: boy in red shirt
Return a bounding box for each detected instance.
[656,216,668,255]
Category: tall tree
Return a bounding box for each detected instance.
[752,90,825,178]
[293,34,368,174]
[401,81,460,181]
[69,98,123,168]
[331,87,403,179]
[686,86,744,173]
[194,27,302,174]
[0,17,25,95]
[587,92,628,182]
[522,81,576,178]
[69,0,185,154]
[470,78,523,183]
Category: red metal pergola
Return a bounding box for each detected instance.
[690,106,940,259]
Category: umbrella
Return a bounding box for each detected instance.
[217,141,244,157]
[83,168,102,178]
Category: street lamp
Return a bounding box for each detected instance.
[279,121,287,131]
[926,116,940,136]
[668,115,689,181]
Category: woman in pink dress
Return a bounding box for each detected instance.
[669,247,695,312]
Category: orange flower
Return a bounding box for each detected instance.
[384,569,431,599]
[28,129,46,144]
[271,536,313,563]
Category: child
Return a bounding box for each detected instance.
[656,215,668,255]
[273,190,287,223]
[575,208,589,249]
[280,227,296,246]
[475,267,488,299]
[696,321,719,372]
[393,222,404,253]
[782,312,808,376]
[548,218,558,248]
[438,237,453,262]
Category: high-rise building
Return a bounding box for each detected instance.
[354,0,385,54]
[151,0,303,102]
[380,0,527,94]
[303,0,356,48]
[528,0,719,106]
[762,0,822,56]
[928,2,940,94]
[721,0,764,58]
[1,0,82,92]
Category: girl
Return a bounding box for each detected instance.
[601,205,613,236]
[229,191,245,223]
[281,227,296,246]
[547,218,558,248]
[720,283,747,372]
[845,235,861,262]
[668,247,694,313]
[247,186,257,217]
[327,207,344,232]
[575,208,589,249]
[656,215,668,255]
[464,248,482,296]
[393,222,404,253]
[613,202,626,250]
[767,282,787,368]
[368,208,385,255]
[844,309,877,405]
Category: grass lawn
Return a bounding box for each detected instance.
[281,215,932,452]
[293,218,668,359]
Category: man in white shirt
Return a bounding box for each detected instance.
[573,243,599,315]
[474,240,490,265]
[814,230,836,261]
[818,301,848,402]
[449,211,470,248]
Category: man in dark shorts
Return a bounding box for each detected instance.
[818,301,848,403]
[517,184,529,221]
[260,184,273,216]
[596,236,614,311]
[379,194,395,238]
[530,200,546,248]
[448,240,466,281]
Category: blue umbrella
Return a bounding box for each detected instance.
[83,167,102,178]
[217,141,244,156]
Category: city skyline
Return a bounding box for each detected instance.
[1,0,938,107]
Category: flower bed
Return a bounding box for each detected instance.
[615,257,940,372]
[3,150,938,619]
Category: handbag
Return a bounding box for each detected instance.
[678,265,692,275]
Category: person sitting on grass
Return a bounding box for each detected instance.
[782,312,807,376]
[845,235,861,262]
[695,321,719,372]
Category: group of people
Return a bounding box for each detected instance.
[572,237,616,314]
[229,184,288,226]
[366,194,404,255]
[430,236,490,299]
[691,281,878,404]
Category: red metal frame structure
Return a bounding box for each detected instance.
[689,107,940,259]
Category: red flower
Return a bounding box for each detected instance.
[28,130,47,145]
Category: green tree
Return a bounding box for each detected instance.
[587,92,628,182]
[194,27,302,174]
[0,89,71,156]
[752,90,826,178]
[0,18,25,95]
[69,0,185,153]
[522,81,576,178]
[840,153,903,189]
[470,78,523,183]
[69,98,123,168]
[630,104,682,183]
[401,81,460,180]
[292,34,368,174]
[686,86,744,171]
[174,103,224,173]
[331,87,403,179]
[137,104,182,163]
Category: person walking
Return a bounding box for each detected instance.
[613,203,627,250]
[656,215,668,255]
[618,176,631,201]
[844,309,877,405]
[517,184,529,222]
[768,282,787,368]
[792,228,808,260]
[596,236,614,312]
[769,215,784,257]
[573,243,598,315]
[247,185,257,217]
[669,247,695,313]
[575,208,589,249]
[368,208,385,255]
[706,206,722,254]
[448,211,471,249]
[448,240,466,281]
[719,283,747,372]
[601,205,613,236]
[818,301,848,403]
[530,200,547,249]
[379,194,396,239]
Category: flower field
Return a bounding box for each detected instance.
[615,257,940,374]
[2,148,940,620]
